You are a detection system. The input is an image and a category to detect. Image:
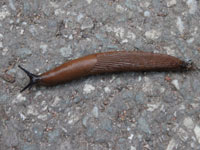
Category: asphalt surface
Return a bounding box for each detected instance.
[0,0,200,150]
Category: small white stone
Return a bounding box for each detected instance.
[190,103,199,108]
[29,25,38,36]
[171,80,180,90]
[77,13,84,22]
[186,0,197,14]
[61,126,68,133]
[187,38,194,44]
[127,32,136,40]
[83,84,95,94]
[9,19,14,24]
[54,8,65,16]
[184,117,194,130]
[164,46,176,56]
[41,101,48,111]
[20,29,24,35]
[34,91,42,99]
[167,0,177,7]
[140,2,150,8]
[179,104,186,110]
[63,34,68,38]
[19,112,26,120]
[91,106,99,118]
[35,68,40,72]
[113,27,125,38]
[121,39,128,43]
[176,17,184,34]
[142,77,153,93]
[3,47,8,52]
[130,146,136,150]
[9,0,16,11]
[82,115,90,127]
[81,18,94,30]
[144,11,150,17]
[16,18,20,24]
[42,106,48,112]
[40,44,48,54]
[147,102,160,112]
[51,96,62,107]
[145,29,161,40]
[116,5,127,13]
[166,139,177,150]
[105,25,113,32]
[178,128,188,141]
[13,93,26,104]
[0,5,11,20]
[160,104,165,112]
[0,42,3,48]
[0,33,3,40]
[160,87,166,93]
[38,114,48,121]
[68,112,80,124]
[50,2,59,8]
[194,125,200,143]
[86,0,93,4]
[128,134,134,140]
[104,87,111,93]
[27,105,38,116]
[2,47,8,55]
[68,34,73,40]
[190,141,195,148]
[60,45,72,58]
[22,22,27,26]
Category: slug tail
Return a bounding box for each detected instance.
[18,65,39,92]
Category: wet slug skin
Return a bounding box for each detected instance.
[18,51,193,92]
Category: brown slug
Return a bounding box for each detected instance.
[18,51,193,92]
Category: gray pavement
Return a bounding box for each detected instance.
[0,0,200,150]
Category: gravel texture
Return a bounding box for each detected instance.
[0,0,200,150]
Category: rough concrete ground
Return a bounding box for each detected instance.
[0,0,200,149]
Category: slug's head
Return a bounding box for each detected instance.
[18,65,40,92]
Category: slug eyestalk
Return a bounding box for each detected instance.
[18,65,40,92]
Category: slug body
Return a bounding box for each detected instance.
[19,51,192,92]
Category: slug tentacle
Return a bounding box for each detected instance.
[18,65,40,92]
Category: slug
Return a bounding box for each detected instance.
[18,51,193,92]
